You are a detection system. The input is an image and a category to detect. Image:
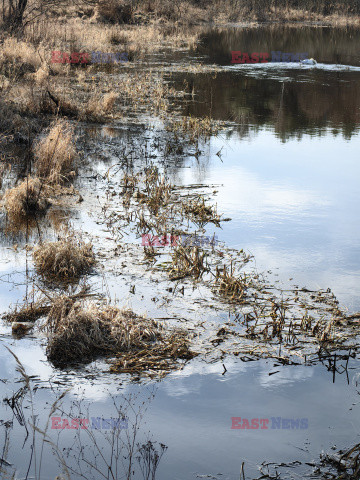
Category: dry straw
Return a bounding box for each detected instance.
[44,296,196,372]
[33,236,95,282]
[34,119,77,184]
[3,177,49,220]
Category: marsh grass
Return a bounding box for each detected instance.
[3,176,50,220]
[143,167,172,215]
[183,195,221,226]
[3,302,51,324]
[168,245,209,280]
[85,90,119,118]
[167,116,218,143]
[45,295,195,372]
[110,332,197,374]
[33,236,95,282]
[96,0,135,24]
[215,263,248,303]
[34,119,77,184]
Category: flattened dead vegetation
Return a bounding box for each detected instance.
[45,295,196,373]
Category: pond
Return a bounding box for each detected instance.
[1,24,360,480]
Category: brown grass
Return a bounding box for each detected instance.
[169,245,209,280]
[3,302,50,324]
[3,177,49,220]
[45,295,196,372]
[95,0,135,24]
[33,119,77,184]
[167,116,218,143]
[215,263,248,303]
[33,236,95,282]
[183,195,221,226]
[85,91,119,118]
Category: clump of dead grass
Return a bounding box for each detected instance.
[3,302,50,324]
[33,236,95,282]
[0,37,42,71]
[3,177,49,220]
[33,119,77,184]
[34,64,50,86]
[142,166,172,215]
[45,295,196,371]
[183,195,221,226]
[85,91,119,118]
[95,0,135,24]
[110,332,197,375]
[168,245,209,280]
[215,263,249,304]
[167,116,218,143]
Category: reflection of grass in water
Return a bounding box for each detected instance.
[1,348,168,480]
[100,159,360,363]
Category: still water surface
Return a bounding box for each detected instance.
[1,24,360,479]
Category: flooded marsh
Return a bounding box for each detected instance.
[1,19,360,480]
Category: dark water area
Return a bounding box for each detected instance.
[1,24,360,480]
[167,26,360,141]
[196,25,360,67]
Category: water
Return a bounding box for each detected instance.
[1,24,360,479]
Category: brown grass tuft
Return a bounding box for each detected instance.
[169,245,209,280]
[95,0,135,24]
[46,296,161,365]
[3,177,49,220]
[44,295,196,372]
[183,195,221,226]
[34,119,77,184]
[33,236,95,282]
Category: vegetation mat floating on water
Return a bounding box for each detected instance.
[45,295,197,374]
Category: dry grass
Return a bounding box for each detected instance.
[183,196,221,226]
[0,37,43,71]
[45,295,196,371]
[33,236,95,282]
[168,245,209,280]
[85,91,119,118]
[3,302,51,324]
[3,177,49,220]
[142,166,172,215]
[110,332,197,374]
[215,263,248,303]
[34,64,50,86]
[33,119,77,184]
[95,0,135,24]
[167,116,218,143]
